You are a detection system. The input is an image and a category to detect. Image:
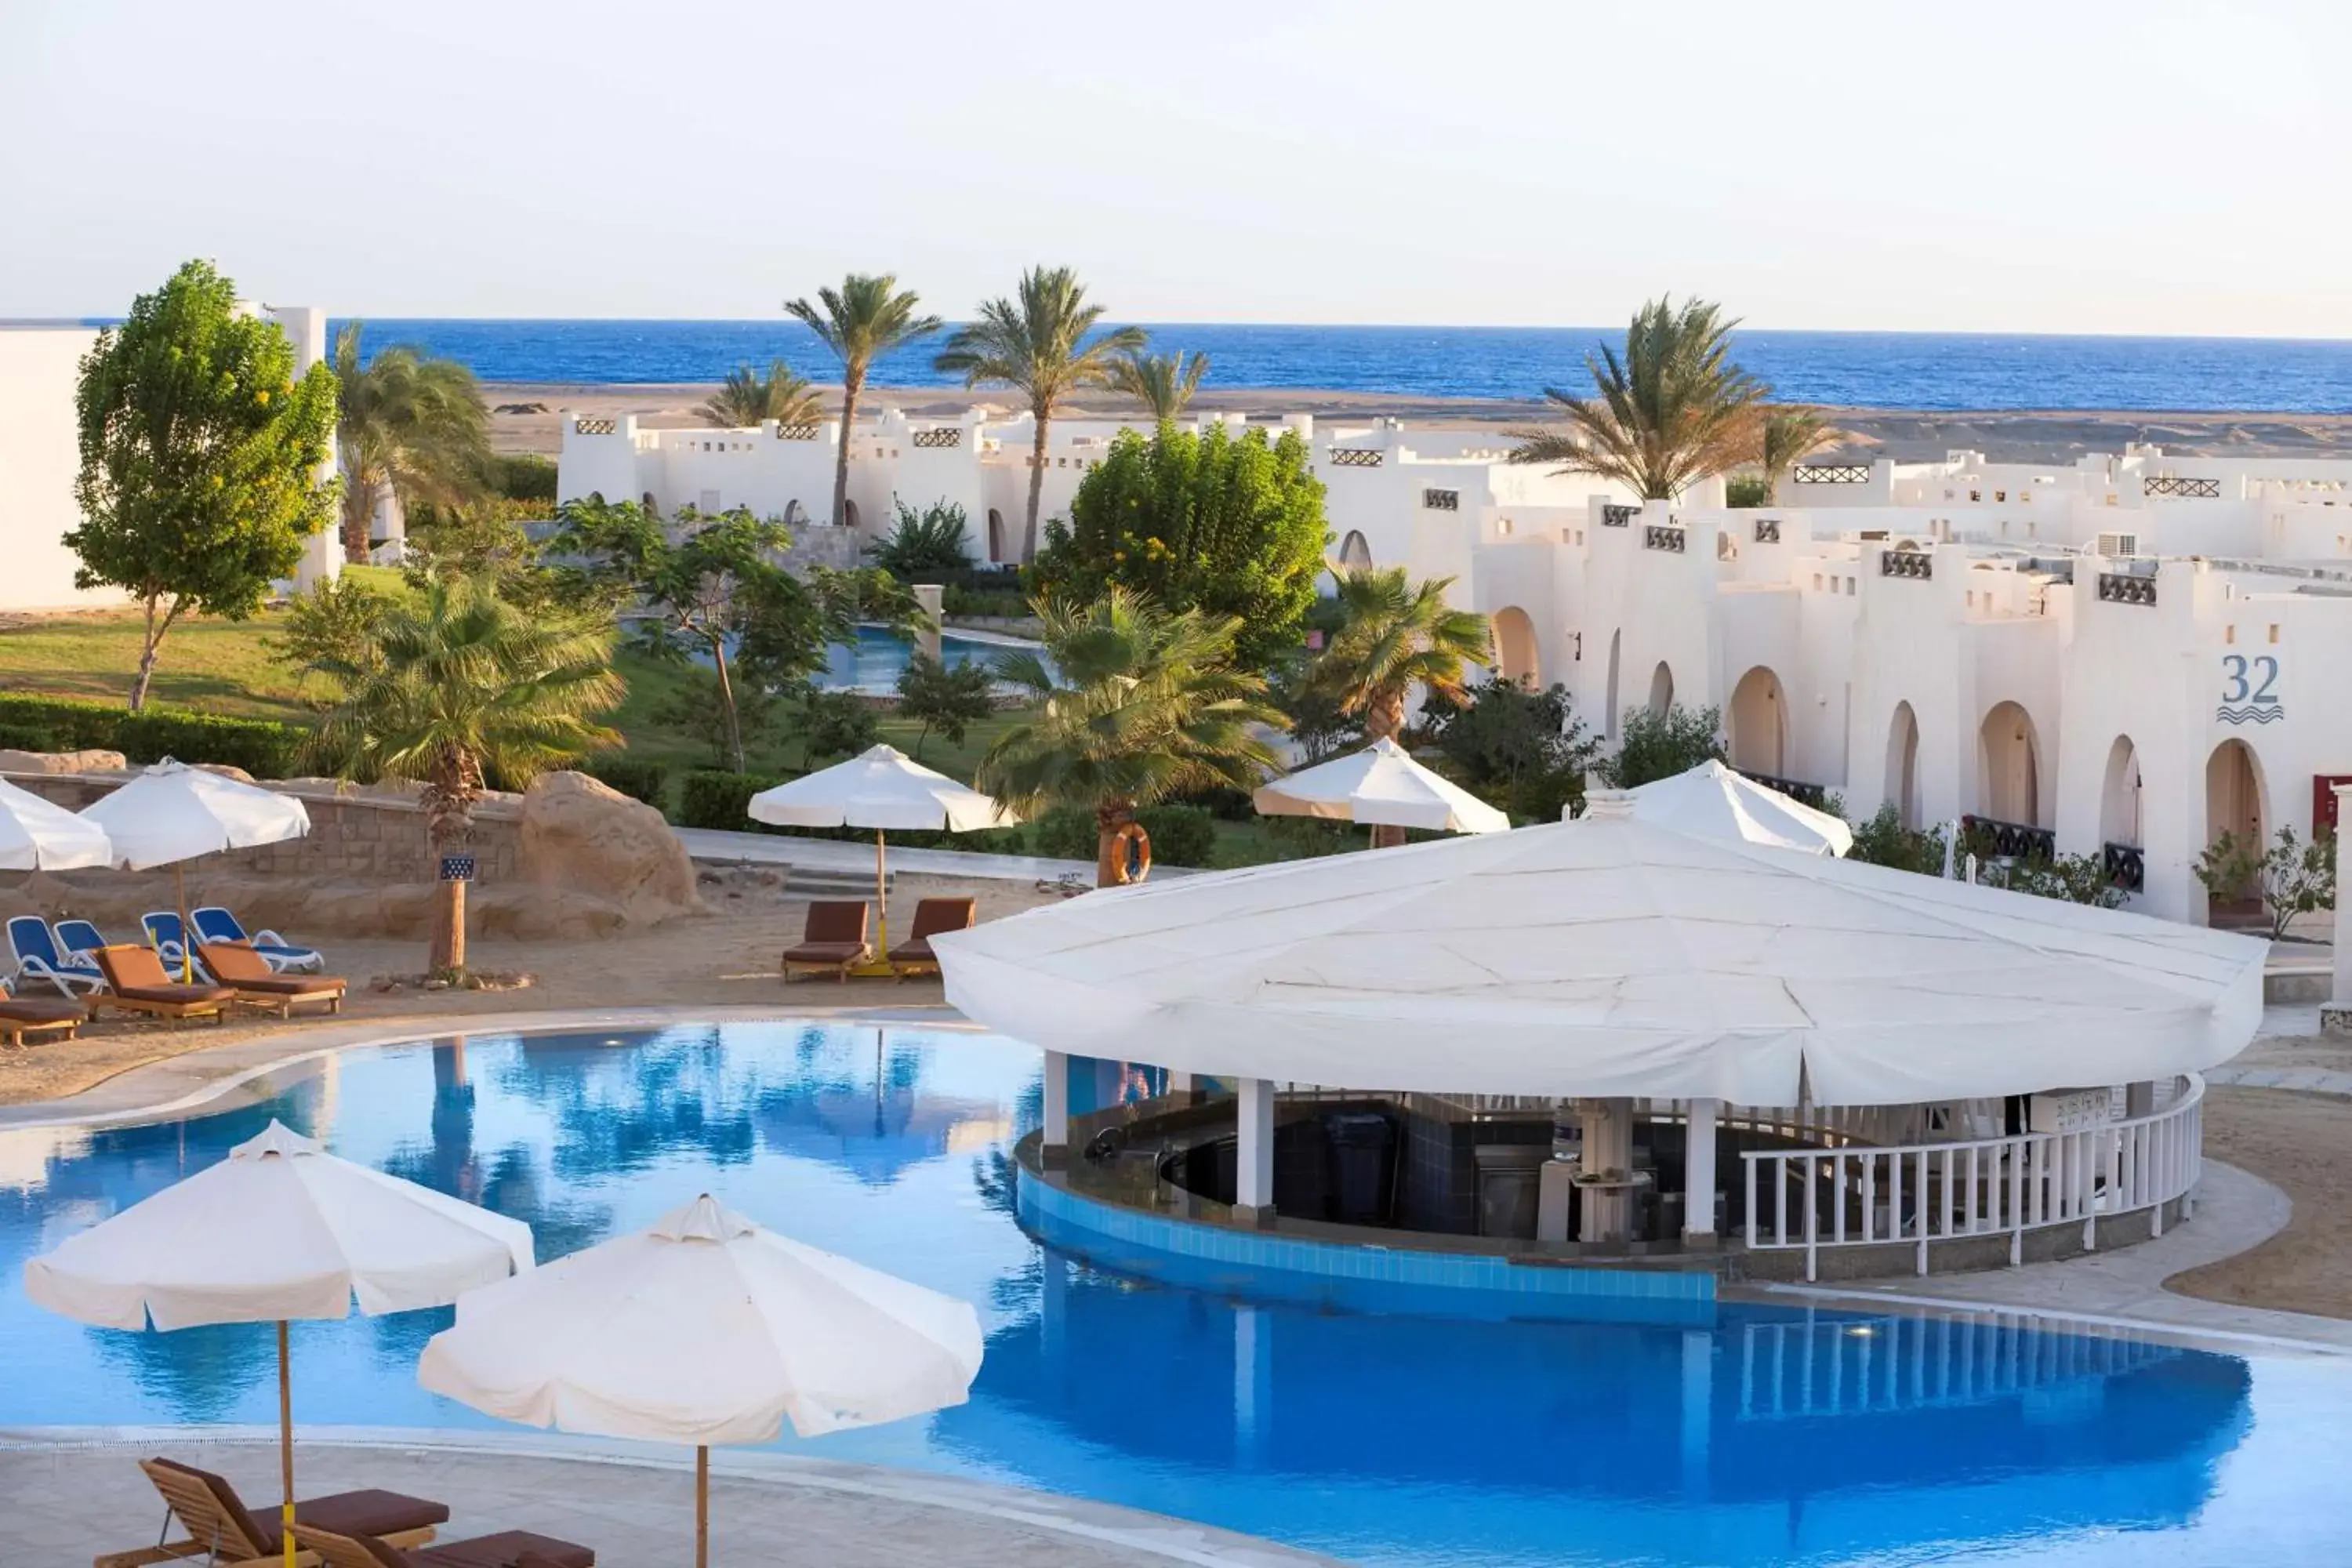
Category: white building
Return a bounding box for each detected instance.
[0,304,339,612]
[561,407,2352,928]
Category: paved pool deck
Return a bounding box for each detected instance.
[0,1432,1336,1566]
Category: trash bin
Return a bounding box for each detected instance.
[1323,1112,1396,1225]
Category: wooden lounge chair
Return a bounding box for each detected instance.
[198,942,349,1018]
[96,1456,450,1568]
[0,989,86,1047]
[781,899,872,983]
[291,1521,595,1568]
[89,945,237,1025]
[887,896,978,979]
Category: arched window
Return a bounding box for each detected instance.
[1491,608,1540,686]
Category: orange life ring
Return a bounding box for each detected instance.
[1109,820,1152,885]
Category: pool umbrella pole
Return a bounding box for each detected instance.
[278,1321,295,1568]
[697,1444,710,1568]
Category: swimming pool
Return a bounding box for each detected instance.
[818,624,1039,692]
[2,1022,2347,1566]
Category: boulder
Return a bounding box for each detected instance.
[0,749,128,775]
[517,771,706,927]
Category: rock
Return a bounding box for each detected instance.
[517,771,706,927]
[191,763,257,782]
[0,749,127,775]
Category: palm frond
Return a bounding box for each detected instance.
[1104,348,1210,420]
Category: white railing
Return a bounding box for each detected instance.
[1743,1076,2204,1279]
[1736,1308,2181,1421]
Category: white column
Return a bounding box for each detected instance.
[1167,1069,1196,1102]
[1236,1077,1276,1221]
[1042,1049,1069,1164]
[911,583,944,662]
[2328,783,2352,1034]
[1684,1098,1720,1244]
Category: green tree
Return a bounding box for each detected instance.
[699,360,822,427]
[781,684,880,771]
[1844,803,1944,875]
[1310,568,1492,840]
[935,267,1148,561]
[2195,825,2336,940]
[551,497,851,772]
[1505,296,1768,499]
[1268,654,1363,765]
[1416,676,1601,824]
[978,589,1285,887]
[650,672,783,770]
[307,577,622,971]
[1601,702,1726,788]
[1724,475,1774,509]
[1105,348,1210,420]
[895,653,996,761]
[401,500,561,608]
[268,575,401,695]
[1030,423,1331,670]
[332,323,489,563]
[1759,406,1838,498]
[786,274,943,528]
[867,499,975,578]
[70,260,339,711]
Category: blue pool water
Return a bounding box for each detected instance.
[3,1022,2349,1566]
[321,318,2352,414]
[818,623,1026,692]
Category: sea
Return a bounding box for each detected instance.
[310,320,2352,415]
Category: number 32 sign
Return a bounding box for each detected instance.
[2218,655,2282,725]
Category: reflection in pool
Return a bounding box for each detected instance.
[1,1022,2345,1567]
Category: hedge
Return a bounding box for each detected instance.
[1030,802,1218,868]
[0,694,305,778]
[585,755,668,807]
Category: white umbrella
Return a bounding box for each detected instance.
[419,1193,982,1568]
[78,760,310,976]
[24,1120,533,1568]
[1254,737,1510,837]
[1622,760,1854,857]
[746,744,1017,958]
[934,791,2267,1107]
[0,775,114,869]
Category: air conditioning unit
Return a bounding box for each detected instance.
[2097,532,2141,558]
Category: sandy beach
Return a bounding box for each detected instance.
[486,380,2352,464]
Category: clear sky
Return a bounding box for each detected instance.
[5,0,2346,336]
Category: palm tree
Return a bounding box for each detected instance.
[1504,296,1768,500]
[1311,566,1492,846]
[309,576,623,972]
[332,324,491,564]
[935,267,1148,561]
[1105,348,1210,421]
[1758,406,1840,500]
[978,588,1285,887]
[699,360,823,428]
[785,275,942,530]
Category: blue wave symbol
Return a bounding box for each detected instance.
[2216,705,2285,724]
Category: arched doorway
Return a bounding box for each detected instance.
[1977,700,2042,825]
[843,499,862,532]
[1726,666,1788,776]
[2205,738,2267,851]
[1338,530,1372,571]
[1885,701,1920,829]
[784,499,809,528]
[987,508,1006,563]
[1647,662,1675,717]
[1493,608,1540,687]
[1604,630,1623,742]
[2100,736,2143,848]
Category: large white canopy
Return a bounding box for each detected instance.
[1626,760,1854,857]
[0,776,113,870]
[78,760,311,869]
[746,745,1014,833]
[23,1120,535,1331]
[1254,738,1510,834]
[417,1194,983,1445]
[935,796,2267,1106]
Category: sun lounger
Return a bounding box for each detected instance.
[194,905,326,974]
[0,982,85,1047]
[141,911,212,982]
[55,917,114,964]
[89,946,237,1025]
[6,915,106,999]
[887,896,978,979]
[781,899,873,983]
[291,1521,596,1568]
[197,942,347,1018]
[98,1456,450,1568]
